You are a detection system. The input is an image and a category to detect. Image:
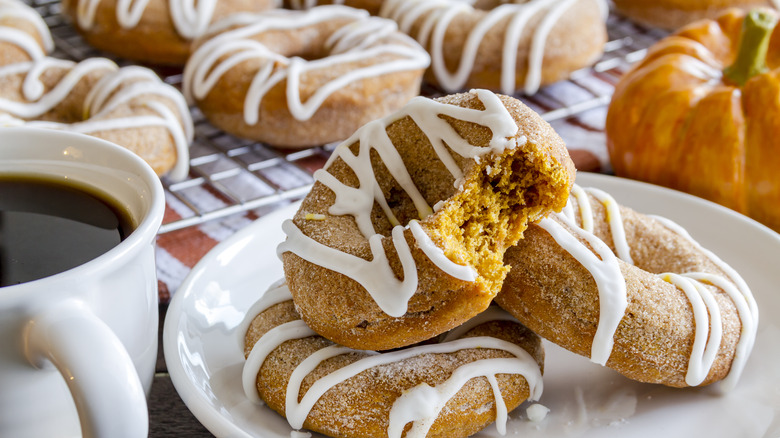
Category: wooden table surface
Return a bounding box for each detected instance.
[149,305,212,437]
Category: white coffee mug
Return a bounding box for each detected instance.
[0,127,165,437]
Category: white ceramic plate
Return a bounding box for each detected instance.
[163,172,780,438]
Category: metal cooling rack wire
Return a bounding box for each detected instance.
[20,0,662,234]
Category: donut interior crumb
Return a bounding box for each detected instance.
[426,146,571,293]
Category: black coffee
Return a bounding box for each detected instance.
[0,176,135,287]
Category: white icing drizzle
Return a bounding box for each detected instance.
[278,90,522,317]
[0,58,115,116]
[0,0,53,52]
[584,187,634,264]
[83,66,193,180]
[649,215,757,390]
[660,272,722,386]
[562,184,594,232]
[241,281,543,437]
[237,278,291,348]
[182,6,430,123]
[243,318,317,403]
[278,219,419,318]
[555,184,636,264]
[538,212,627,366]
[386,354,538,438]
[0,0,193,181]
[70,0,255,40]
[545,185,757,387]
[380,0,607,94]
[409,220,477,282]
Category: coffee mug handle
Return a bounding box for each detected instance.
[24,300,149,438]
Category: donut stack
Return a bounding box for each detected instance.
[245,88,576,438]
[242,87,759,437]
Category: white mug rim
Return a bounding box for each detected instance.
[0,127,166,302]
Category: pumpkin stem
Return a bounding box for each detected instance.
[723,9,778,86]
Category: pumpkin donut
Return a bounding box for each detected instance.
[241,280,544,438]
[612,0,777,30]
[277,89,575,351]
[496,184,758,389]
[0,0,192,180]
[60,0,278,65]
[378,0,609,95]
[182,6,430,149]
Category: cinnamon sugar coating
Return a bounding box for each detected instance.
[61,0,277,65]
[183,7,429,148]
[281,90,574,351]
[244,300,544,438]
[380,0,608,94]
[497,191,744,387]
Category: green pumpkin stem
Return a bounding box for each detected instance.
[724,10,778,86]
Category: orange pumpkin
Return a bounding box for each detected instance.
[606,8,780,232]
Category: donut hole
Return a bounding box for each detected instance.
[249,18,356,62]
[250,28,326,61]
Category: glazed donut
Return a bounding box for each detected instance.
[612,0,778,30]
[182,6,430,148]
[0,0,192,180]
[378,0,608,95]
[61,0,278,65]
[278,89,575,351]
[495,184,758,388]
[241,281,544,438]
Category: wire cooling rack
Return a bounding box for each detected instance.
[25,0,665,234]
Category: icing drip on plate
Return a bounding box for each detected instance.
[242,281,543,438]
[547,184,757,388]
[277,89,524,317]
[183,6,430,123]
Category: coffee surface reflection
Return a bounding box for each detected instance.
[0,177,134,287]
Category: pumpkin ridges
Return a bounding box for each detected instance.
[767,18,780,68]
[717,8,751,62]
[676,10,741,65]
[742,69,780,230]
[606,52,716,178]
[639,36,723,70]
[607,7,780,232]
[673,85,746,213]
[630,87,702,184]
